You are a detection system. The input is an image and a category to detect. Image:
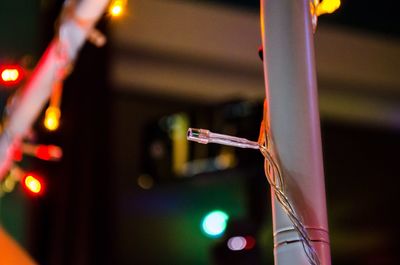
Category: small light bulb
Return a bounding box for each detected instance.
[316,0,341,15]
[109,0,125,18]
[0,65,24,86]
[1,69,19,81]
[227,236,247,251]
[44,106,60,131]
[24,175,43,195]
[201,210,229,238]
[36,145,63,161]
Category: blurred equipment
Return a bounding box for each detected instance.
[0,0,110,179]
[0,226,37,265]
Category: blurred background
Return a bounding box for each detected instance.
[1,0,400,264]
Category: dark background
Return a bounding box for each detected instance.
[1,0,400,264]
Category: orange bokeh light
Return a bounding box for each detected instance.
[109,0,125,17]
[44,106,60,131]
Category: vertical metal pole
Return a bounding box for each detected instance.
[260,0,331,264]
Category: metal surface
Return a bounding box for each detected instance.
[260,0,331,264]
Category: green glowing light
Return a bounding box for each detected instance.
[201,210,229,238]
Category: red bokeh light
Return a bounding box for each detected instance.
[0,64,24,87]
[244,236,256,250]
[35,145,62,161]
[22,173,45,196]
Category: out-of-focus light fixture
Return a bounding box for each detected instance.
[201,210,229,238]
[44,106,60,131]
[316,0,341,15]
[227,236,247,251]
[23,173,44,196]
[227,235,256,251]
[0,65,24,87]
[109,0,126,18]
[137,174,154,190]
[35,145,62,161]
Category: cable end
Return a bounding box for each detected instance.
[187,128,210,144]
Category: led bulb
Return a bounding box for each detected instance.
[44,106,60,131]
[23,174,44,195]
[0,65,24,86]
[109,0,126,17]
[1,69,19,81]
[36,145,63,161]
[316,0,341,15]
[201,210,229,238]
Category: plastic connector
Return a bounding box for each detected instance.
[187,128,259,150]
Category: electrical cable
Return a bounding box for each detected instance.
[256,99,320,265]
[255,98,320,265]
[258,132,320,264]
[187,128,259,150]
[187,100,321,265]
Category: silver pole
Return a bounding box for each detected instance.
[260,0,331,264]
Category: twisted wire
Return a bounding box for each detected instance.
[259,101,320,265]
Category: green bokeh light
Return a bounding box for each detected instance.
[201,210,229,238]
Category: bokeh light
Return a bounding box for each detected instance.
[23,174,44,195]
[44,106,60,131]
[109,0,125,18]
[201,210,229,238]
[227,236,247,251]
[0,65,24,86]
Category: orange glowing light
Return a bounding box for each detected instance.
[109,0,125,17]
[24,175,43,195]
[44,106,60,131]
[111,5,122,16]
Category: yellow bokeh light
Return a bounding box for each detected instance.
[4,178,15,192]
[111,6,122,17]
[44,106,60,131]
[109,0,125,17]
[1,69,19,82]
[24,176,42,194]
[316,0,341,16]
[2,177,16,193]
[137,175,154,190]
